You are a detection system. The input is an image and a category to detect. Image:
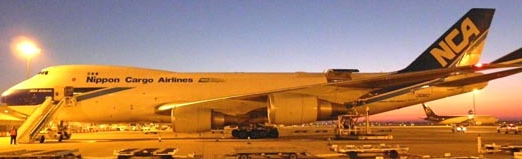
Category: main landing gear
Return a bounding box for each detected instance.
[231,124,279,139]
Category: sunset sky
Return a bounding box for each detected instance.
[1,1,521,121]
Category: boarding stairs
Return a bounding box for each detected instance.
[16,96,72,143]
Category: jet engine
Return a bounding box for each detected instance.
[267,93,348,125]
[171,106,234,133]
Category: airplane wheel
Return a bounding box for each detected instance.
[389,150,399,159]
[39,136,45,143]
[249,131,259,139]
[268,129,279,138]
[64,132,71,139]
[238,154,249,159]
[258,130,267,138]
[237,130,249,139]
[232,129,239,138]
[348,151,357,159]
[288,153,298,159]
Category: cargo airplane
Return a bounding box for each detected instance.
[2,8,522,139]
[421,103,498,125]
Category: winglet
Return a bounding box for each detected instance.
[399,8,495,73]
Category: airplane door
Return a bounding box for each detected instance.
[64,86,74,97]
[53,86,74,103]
[63,86,77,107]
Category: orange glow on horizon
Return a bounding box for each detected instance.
[371,77,522,122]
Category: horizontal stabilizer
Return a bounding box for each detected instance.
[437,67,522,87]
[491,47,522,65]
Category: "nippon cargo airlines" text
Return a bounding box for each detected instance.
[86,76,194,84]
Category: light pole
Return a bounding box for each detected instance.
[16,40,41,79]
[472,89,479,115]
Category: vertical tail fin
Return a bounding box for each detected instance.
[422,103,439,119]
[399,8,495,73]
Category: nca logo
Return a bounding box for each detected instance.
[430,17,480,67]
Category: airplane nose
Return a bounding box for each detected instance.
[1,88,54,106]
[1,90,9,104]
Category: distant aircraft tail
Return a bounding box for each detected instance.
[422,103,440,120]
[399,8,495,73]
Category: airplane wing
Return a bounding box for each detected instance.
[156,63,519,115]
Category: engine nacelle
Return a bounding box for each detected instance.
[171,106,230,133]
[268,93,347,125]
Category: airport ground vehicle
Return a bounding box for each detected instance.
[114,148,181,159]
[483,143,522,154]
[142,126,159,134]
[37,127,72,143]
[497,123,520,134]
[334,114,393,140]
[335,115,361,138]
[232,147,312,159]
[329,144,408,159]
[451,125,467,133]
[0,149,80,158]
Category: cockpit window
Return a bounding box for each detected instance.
[37,71,49,75]
[2,88,54,105]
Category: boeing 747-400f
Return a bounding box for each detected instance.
[2,8,522,140]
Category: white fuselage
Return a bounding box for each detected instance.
[2,65,487,124]
[436,115,499,125]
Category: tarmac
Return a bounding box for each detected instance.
[0,126,521,158]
